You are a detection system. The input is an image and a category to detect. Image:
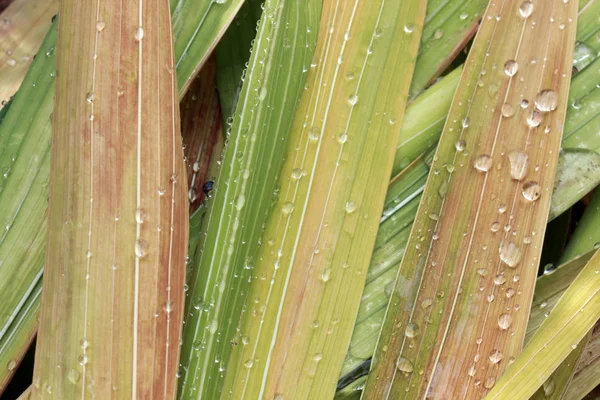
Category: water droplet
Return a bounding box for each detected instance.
[6,58,16,67]
[494,275,506,285]
[344,200,358,214]
[405,323,419,338]
[484,376,496,389]
[506,288,516,298]
[274,394,284,400]
[504,60,519,77]
[508,151,528,181]
[526,110,543,127]
[421,298,433,309]
[522,181,541,201]
[521,99,530,109]
[235,195,246,210]
[474,155,493,172]
[67,368,80,384]
[337,133,348,144]
[86,92,94,103]
[519,1,534,18]
[543,263,557,275]
[396,357,414,373]
[500,241,522,267]
[308,127,320,142]
[491,222,501,232]
[348,94,358,105]
[462,117,471,128]
[489,350,503,364]
[281,202,294,215]
[80,338,89,349]
[455,139,467,152]
[501,103,515,118]
[258,87,267,101]
[459,11,469,20]
[215,0,227,4]
[164,300,173,313]
[535,89,558,112]
[244,359,254,368]
[477,268,489,277]
[433,29,444,39]
[321,268,332,282]
[291,168,304,180]
[135,26,144,41]
[7,360,16,371]
[498,313,512,330]
[135,239,149,258]
[404,24,414,33]
[78,354,88,366]
[543,379,556,396]
[96,21,106,32]
[135,208,147,224]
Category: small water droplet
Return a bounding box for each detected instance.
[459,11,469,20]
[484,376,496,389]
[348,94,358,105]
[396,357,414,373]
[500,241,522,267]
[405,323,419,338]
[474,155,493,172]
[135,208,147,224]
[308,127,320,142]
[489,350,503,364]
[345,200,357,214]
[86,92,94,103]
[135,26,144,41]
[455,139,467,152]
[521,99,530,109]
[498,313,512,330]
[526,110,543,127]
[281,202,294,215]
[96,21,106,32]
[494,275,506,285]
[506,288,516,298]
[235,195,246,210]
[135,239,149,258]
[501,103,515,117]
[321,268,332,282]
[67,368,80,384]
[404,24,414,33]
[522,181,541,201]
[337,133,348,144]
[491,221,501,232]
[519,1,534,18]
[462,117,471,128]
[535,89,558,112]
[291,168,304,180]
[433,29,444,39]
[543,263,557,275]
[508,151,528,181]
[274,394,284,400]
[7,360,16,371]
[543,379,556,396]
[504,60,519,76]
[78,354,88,366]
[244,359,254,368]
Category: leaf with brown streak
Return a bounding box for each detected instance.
[32,0,188,398]
[364,0,578,398]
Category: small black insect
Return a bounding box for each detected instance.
[203,180,214,196]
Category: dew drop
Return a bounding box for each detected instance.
[7,360,16,371]
[504,60,519,77]
[535,89,559,112]
[462,117,471,128]
[348,94,359,105]
[281,202,294,215]
[489,350,503,364]
[86,92,94,103]
[498,313,512,330]
[235,195,246,210]
[274,394,284,400]
[135,26,144,41]
[78,354,88,366]
[543,379,556,396]
[474,155,493,172]
[404,24,414,33]
[135,239,149,258]
[490,221,501,232]
[433,29,444,39]
[321,268,332,282]
[484,376,496,389]
[501,103,515,118]
[135,208,147,224]
[244,359,254,368]
[67,368,80,384]
[543,263,557,275]
[526,110,543,127]
[455,139,467,152]
[345,201,357,214]
[508,151,529,181]
[519,1,534,18]
[396,357,414,373]
[493,275,506,285]
[337,133,348,144]
[308,127,320,142]
[522,181,541,201]
[405,323,419,338]
[291,168,304,180]
[500,241,522,267]
[96,21,106,32]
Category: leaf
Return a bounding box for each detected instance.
[485,250,600,399]
[560,189,600,264]
[177,1,322,398]
[0,0,239,393]
[0,0,58,108]
[221,0,427,398]
[364,0,578,397]
[32,0,188,397]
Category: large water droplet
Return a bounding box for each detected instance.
[396,357,414,373]
[474,155,493,172]
[501,103,515,117]
[508,151,528,181]
[494,275,506,285]
[522,181,541,201]
[535,89,559,112]
[500,241,522,267]
[498,313,512,330]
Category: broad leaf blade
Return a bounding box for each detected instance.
[222,0,427,398]
[364,0,578,398]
